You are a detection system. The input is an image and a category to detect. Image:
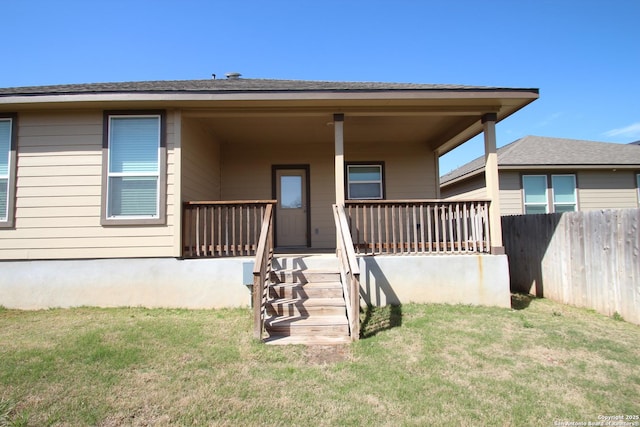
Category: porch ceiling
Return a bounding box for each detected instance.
[190,113,482,150]
[180,90,537,152]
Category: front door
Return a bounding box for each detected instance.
[273,166,309,247]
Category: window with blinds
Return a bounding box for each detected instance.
[347,164,384,199]
[0,118,11,222]
[0,114,16,228]
[102,112,166,224]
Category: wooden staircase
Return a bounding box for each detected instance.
[263,255,351,345]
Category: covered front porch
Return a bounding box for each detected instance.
[178,105,514,342]
[179,103,508,257]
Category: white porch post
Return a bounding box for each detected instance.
[482,113,504,254]
[334,113,345,206]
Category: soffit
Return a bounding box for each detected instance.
[191,114,480,150]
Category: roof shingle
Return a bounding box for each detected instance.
[441,135,640,184]
[0,78,533,97]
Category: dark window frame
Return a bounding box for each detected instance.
[101,110,167,226]
[271,164,311,248]
[345,161,386,200]
[0,113,17,229]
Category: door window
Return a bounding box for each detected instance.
[280,175,302,209]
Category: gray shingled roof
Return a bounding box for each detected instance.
[441,135,640,185]
[0,78,531,96]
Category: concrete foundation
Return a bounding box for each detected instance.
[0,254,510,310]
[0,258,254,309]
[358,254,511,308]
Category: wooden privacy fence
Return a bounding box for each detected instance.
[503,209,640,325]
[183,200,277,258]
[345,200,491,255]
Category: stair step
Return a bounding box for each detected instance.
[271,269,340,284]
[265,315,349,336]
[272,254,339,272]
[266,297,346,316]
[260,255,351,345]
[269,281,343,299]
[264,335,352,346]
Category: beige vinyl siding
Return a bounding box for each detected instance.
[222,140,336,248]
[181,118,221,202]
[441,171,523,215]
[498,171,523,215]
[221,139,438,248]
[0,110,176,260]
[346,140,437,199]
[577,170,639,210]
[441,175,487,200]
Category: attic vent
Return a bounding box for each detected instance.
[225,72,242,80]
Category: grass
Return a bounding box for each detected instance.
[0,299,639,426]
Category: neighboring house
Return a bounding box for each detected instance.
[440,135,640,215]
[0,77,538,339]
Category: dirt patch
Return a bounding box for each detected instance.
[303,344,352,365]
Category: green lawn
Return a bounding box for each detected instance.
[1,298,638,426]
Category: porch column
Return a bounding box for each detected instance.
[334,113,345,206]
[482,113,504,254]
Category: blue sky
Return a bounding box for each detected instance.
[2,0,638,173]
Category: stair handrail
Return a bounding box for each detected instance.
[252,203,275,340]
[333,204,361,340]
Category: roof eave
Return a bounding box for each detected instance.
[434,94,538,157]
[500,164,640,170]
[440,167,485,187]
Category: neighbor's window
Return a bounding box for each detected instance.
[0,114,17,228]
[347,164,384,199]
[522,175,548,214]
[551,174,577,212]
[102,112,166,225]
[637,174,640,206]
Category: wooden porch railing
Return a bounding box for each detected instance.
[333,204,361,340]
[252,204,274,340]
[182,201,276,258]
[345,200,491,255]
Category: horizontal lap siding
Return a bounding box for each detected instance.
[441,175,487,200]
[0,111,176,260]
[578,170,639,210]
[347,140,437,199]
[182,118,221,202]
[498,171,523,215]
[222,141,336,248]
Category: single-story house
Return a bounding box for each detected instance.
[0,77,538,341]
[440,135,640,215]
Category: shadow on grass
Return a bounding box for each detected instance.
[359,305,403,339]
[511,293,535,310]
